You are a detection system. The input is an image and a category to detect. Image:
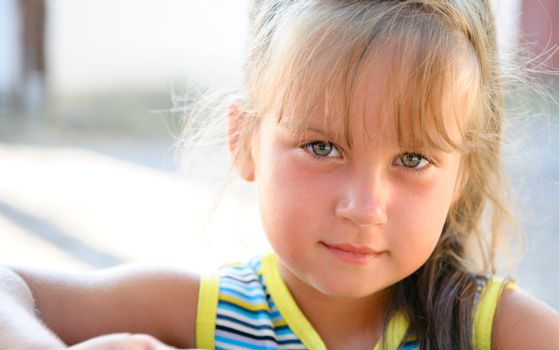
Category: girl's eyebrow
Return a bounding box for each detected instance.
[300,126,348,145]
[398,142,456,156]
[279,121,338,139]
[301,119,346,137]
[301,126,331,136]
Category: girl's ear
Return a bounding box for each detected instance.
[228,102,255,181]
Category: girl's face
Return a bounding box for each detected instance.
[239,56,466,299]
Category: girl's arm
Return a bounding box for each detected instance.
[0,264,200,348]
[0,266,65,349]
[493,288,559,350]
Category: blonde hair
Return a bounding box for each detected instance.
[227,0,512,348]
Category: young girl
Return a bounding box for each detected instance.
[1,0,558,349]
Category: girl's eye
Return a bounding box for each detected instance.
[303,141,341,158]
[394,152,430,169]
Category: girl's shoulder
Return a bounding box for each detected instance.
[491,281,559,350]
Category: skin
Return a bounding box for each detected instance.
[237,54,465,348]
[1,51,558,348]
[231,53,559,348]
[1,264,199,349]
[494,288,559,350]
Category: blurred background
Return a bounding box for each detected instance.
[0,0,558,310]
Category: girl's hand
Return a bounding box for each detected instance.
[68,333,196,350]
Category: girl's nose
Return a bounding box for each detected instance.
[334,173,388,227]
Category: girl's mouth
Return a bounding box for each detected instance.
[320,242,383,265]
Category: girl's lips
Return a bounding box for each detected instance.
[321,242,383,264]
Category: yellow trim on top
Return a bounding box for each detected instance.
[261,254,328,350]
[373,312,410,350]
[473,277,516,350]
[196,273,219,350]
[260,254,410,350]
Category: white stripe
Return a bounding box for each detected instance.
[279,343,307,350]
[221,277,265,290]
[216,318,277,338]
[218,308,274,327]
[223,265,259,277]
[276,332,299,342]
[220,280,267,298]
[215,329,278,348]
[220,270,260,283]
[215,340,250,350]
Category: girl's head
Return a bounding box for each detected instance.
[227,0,507,347]
[232,0,505,268]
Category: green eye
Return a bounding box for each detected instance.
[312,142,333,156]
[303,141,341,158]
[397,152,429,169]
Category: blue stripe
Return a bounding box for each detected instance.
[277,338,304,345]
[220,286,268,302]
[214,256,304,349]
[275,326,292,336]
[219,300,271,318]
[400,342,418,350]
[220,279,265,292]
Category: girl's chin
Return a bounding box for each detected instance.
[308,277,388,300]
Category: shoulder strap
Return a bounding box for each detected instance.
[195,273,219,350]
[473,277,516,350]
[261,254,328,350]
[372,312,410,350]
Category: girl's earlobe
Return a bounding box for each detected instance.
[227,102,255,182]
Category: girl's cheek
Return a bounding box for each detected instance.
[281,149,337,180]
[396,162,459,201]
[390,171,456,233]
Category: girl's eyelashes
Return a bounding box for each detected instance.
[299,140,432,171]
[393,152,432,170]
[300,140,342,159]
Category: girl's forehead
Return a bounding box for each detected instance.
[278,45,477,152]
[253,1,482,152]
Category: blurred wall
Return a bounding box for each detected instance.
[46,0,247,97]
[2,0,556,128]
[0,0,20,111]
[521,0,559,71]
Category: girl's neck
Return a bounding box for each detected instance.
[280,266,390,349]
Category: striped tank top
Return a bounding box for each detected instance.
[195,254,511,350]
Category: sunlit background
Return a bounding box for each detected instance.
[1,0,558,310]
